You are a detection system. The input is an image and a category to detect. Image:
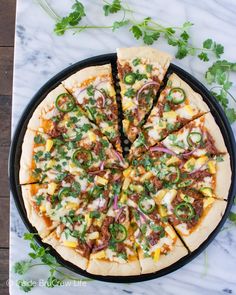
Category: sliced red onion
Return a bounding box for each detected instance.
[115,206,125,222]
[136,81,160,104]
[180,148,198,158]
[149,146,176,156]
[138,209,148,222]
[113,195,119,210]
[93,243,108,252]
[99,161,105,171]
[76,86,88,97]
[113,150,124,163]
[94,88,106,108]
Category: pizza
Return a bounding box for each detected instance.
[117,47,172,142]
[19,47,232,276]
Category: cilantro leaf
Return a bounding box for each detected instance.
[198,52,209,62]
[225,108,236,124]
[14,261,31,275]
[203,38,213,49]
[103,0,122,16]
[143,31,160,45]
[131,25,142,39]
[229,211,236,223]
[18,280,35,292]
[112,20,129,31]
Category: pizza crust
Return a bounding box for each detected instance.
[177,200,227,252]
[139,238,188,274]
[167,73,210,114]
[215,153,232,200]
[204,113,228,153]
[62,64,112,92]
[117,47,172,67]
[43,232,88,270]
[21,185,58,238]
[28,84,68,131]
[19,129,38,184]
[87,258,141,276]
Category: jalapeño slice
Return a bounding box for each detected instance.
[55,93,75,113]
[187,132,202,146]
[109,223,127,243]
[72,148,93,168]
[124,73,136,85]
[174,202,195,221]
[169,87,186,104]
[58,187,71,200]
[138,196,156,214]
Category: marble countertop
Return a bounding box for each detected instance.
[10,0,236,294]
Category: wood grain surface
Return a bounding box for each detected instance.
[0,0,16,294]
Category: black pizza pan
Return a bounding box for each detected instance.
[9,53,236,283]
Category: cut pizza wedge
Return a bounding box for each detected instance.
[161,113,227,156]
[87,202,141,276]
[19,127,127,184]
[128,204,188,274]
[154,188,227,252]
[129,73,210,158]
[62,64,122,152]
[117,47,172,142]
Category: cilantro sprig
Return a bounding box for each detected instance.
[37,0,236,123]
[13,233,90,292]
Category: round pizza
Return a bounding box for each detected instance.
[19,46,231,276]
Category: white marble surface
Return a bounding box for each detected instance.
[10,0,236,294]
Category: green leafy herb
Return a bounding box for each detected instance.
[103,0,122,16]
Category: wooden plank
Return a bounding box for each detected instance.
[0,48,14,96]
[0,198,9,248]
[0,146,10,197]
[0,0,16,46]
[0,249,9,295]
[0,96,12,146]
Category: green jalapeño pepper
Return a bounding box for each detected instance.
[55,93,75,113]
[174,202,195,221]
[168,87,186,104]
[109,223,127,243]
[164,166,180,184]
[124,73,136,85]
[187,132,202,147]
[138,196,156,214]
[72,148,93,168]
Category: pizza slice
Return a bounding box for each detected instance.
[128,202,188,274]
[117,47,172,142]
[19,127,127,184]
[161,113,227,156]
[62,64,122,152]
[87,204,141,276]
[154,188,227,251]
[129,73,209,158]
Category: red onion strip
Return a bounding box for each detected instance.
[113,195,119,210]
[136,81,160,104]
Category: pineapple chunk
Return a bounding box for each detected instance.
[66,202,79,210]
[140,171,153,182]
[120,193,127,204]
[91,250,106,259]
[154,189,167,204]
[159,205,167,217]
[129,184,144,193]
[88,131,96,142]
[123,167,132,178]
[184,158,196,171]
[153,248,161,262]
[85,214,92,227]
[45,139,53,152]
[165,225,176,239]
[163,111,177,119]
[48,182,57,195]
[39,204,46,213]
[122,177,131,190]
[196,156,208,167]
[208,161,216,174]
[47,159,55,169]
[123,119,130,132]
[63,241,78,248]
[95,176,108,186]
[203,197,215,209]
[166,156,180,166]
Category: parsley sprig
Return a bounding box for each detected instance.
[13,233,90,292]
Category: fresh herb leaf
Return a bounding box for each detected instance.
[103,0,122,16]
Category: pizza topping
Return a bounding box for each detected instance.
[187,132,202,147]
[136,81,160,105]
[109,223,127,243]
[167,87,186,104]
[163,166,180,184]
[72,148,93,168]
[174,202,195,221]
[199,187,213,197]
[124,73,136,85]
[138,196,156,214]
[55,93,75,113]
